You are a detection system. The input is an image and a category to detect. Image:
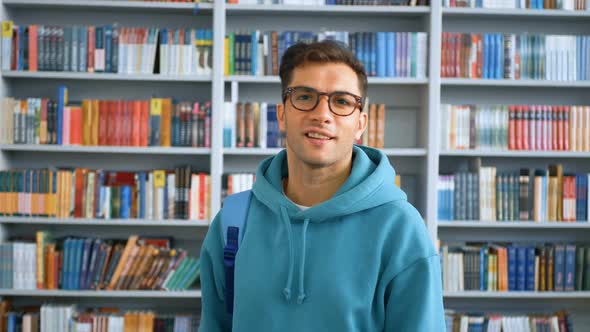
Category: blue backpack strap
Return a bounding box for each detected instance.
[221,190,252,315]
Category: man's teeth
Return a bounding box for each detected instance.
[307,132,330,139]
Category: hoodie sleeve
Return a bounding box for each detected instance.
[384,255,446,332]
[199,214,232,332]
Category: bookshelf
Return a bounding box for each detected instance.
[0,0,589,329]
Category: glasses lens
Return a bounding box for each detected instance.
[290,87,318,111]
[330,93,358,116]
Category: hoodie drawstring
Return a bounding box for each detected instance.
[280,206,295,301]
[280,207,310,305]
[297,218,310,304]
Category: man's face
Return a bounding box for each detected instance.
[277,62,368,169]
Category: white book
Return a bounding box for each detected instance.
[190,173,200,220]
[160,29,169,76]
[147,172,153,219]
[1,21,12,71]
[259,102,267,149]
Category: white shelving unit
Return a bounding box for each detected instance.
[0,290,202,298]
[0,0,589,328]
[2,71,213,82]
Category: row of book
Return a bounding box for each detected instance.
[226,0,429,5]
[0,22,213,76]
[441,242,590,292]
[441,33,590,81]
[0,167,212,221]
[224,30,428,78]
[440,104,590,151]
[0,301,199,332]
[438,165,589,222]
[222,173,255,199]
[444,0,589,9]
[222,100,387,149]
[444,310,573,332]
[0,234,200,292]
[0,89,212,147]
[223,102,282,149]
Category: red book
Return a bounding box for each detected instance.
[73,168,86,218]
[131,101,141,147]
[87,26,95,73]
[107,101,115,146]
[522,105,529,150]
[98,100,108,146]
[441,33,448,78]
[28,25,38,71]
[549,106,559,150]
[515,105,523,150]
[508,105,516,150]
[70,106,82,145]
[140,101,149,147]
[563,106,570,151]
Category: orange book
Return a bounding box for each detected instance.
[73,168,86,218]
[0,172,5,216]
[40,99,48,144]
[48,170,56,217]
[28,25,38,72]
[123,312,138,332]
[131,100,141,147]
[140,100,149,147]
[376,104,385,148]
[236,102,245,147]
[82,100,91,146]
[199,173,206,220]
[368,104,377,147]
[107,235,139,290]
[160,98,172,147]
[585,106,590,151]
[118,245,145,290]
[245,102,254,147]
[98,100,108,146]
[114,245,140,290]
[69,106,82,145]
[91,100,99,145]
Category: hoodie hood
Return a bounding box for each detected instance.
[251,145,407,304]
[252,145,406,221]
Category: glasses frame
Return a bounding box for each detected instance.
[282,86,364,117]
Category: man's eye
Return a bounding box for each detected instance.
[335,97,352,106]
[296,94,313,100]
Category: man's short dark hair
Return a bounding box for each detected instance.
[279,40,368,101]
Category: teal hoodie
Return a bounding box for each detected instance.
[199,145,445,331]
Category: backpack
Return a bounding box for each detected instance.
[220,190,252,315]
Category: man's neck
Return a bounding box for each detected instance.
[283,152,353,207]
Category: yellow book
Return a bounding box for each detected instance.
[224,36,229,76]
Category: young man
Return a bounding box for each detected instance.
[199,40,445,331]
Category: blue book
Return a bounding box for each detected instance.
[120,185,131,218]
[507,246,517,291]
[483,34,489,79]
[85,239,100,290]
[370,32,377,77]
[376,32,385,77]
[554,244,565,291]
[386,32,395,77]
[105,25,113,73]
[267,105,278,148]
[516,246,526,291]
[7,312,17,332]
[526,246,536,291]
[79,238,93,290]
[251,31,257,76]
[565,245,576,291]
[73,238,84,290]
[56,86,67,145]
[138,172,146,218]
[79,26,87,73]
[480,246,488,291]
[496,34,503,79]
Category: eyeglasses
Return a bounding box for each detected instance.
[282,86,363,117]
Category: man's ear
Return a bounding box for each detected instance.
[354,110,368,141]
[277,103,286,132]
